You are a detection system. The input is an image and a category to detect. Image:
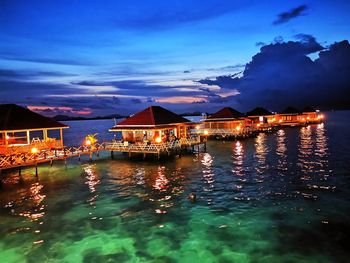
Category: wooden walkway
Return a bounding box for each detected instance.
[0,138,204,170]
[191,128,254,138]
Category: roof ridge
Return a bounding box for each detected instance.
[150,106,156,125]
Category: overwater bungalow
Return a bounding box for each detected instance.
[301,107,324,124]
[109,106,194,143]
[195,107,253,138]
[246,107,276,131]
[0,104,68,156]
[277,106,303,126]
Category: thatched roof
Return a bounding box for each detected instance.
[280,106,301,115]
[246,107,273,117]
[205,107,244,121]
[0,104,68,131]
[110,106,190,129]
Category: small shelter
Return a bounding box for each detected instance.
[277,106,302,126]
[200,107,252,137]
[0,104,68,155]
[301,107,324,123]
[109,106,193,143]
[246,107,276,129]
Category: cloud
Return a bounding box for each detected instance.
[113,1,252,31]
[273,5,308,25]
[0,68,77,80]
[198,36,350,110]
[0,52,93,66]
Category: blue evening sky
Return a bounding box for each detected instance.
[0,0,349,116]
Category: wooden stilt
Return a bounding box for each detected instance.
[89,153,93,162]
[111,151,114,159]
[35,164,38,177]
[143,153,146,159]
[18,167,22,177]
[64,158,67,167]
[78,154,81,162]
[50,159,53,167]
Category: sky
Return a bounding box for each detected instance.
[0,0,350,116]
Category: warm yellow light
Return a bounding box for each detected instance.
[85,139,92,146]
[320,114,324,119]
[155,137,162,143]
[307,116,310,120]
[302,118,305,121]
[257,123,261,127]
[279,119,282,123]
[6,135,10,140]
[195,125,200,130]
[272,118,276,122]
[236,126,241,131]
[204,130,209,135]
[31,147,38,154]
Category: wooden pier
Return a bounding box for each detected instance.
[0,138,204,171]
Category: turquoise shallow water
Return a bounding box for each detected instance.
[0,111,350,262]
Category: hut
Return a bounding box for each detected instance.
[301,107,324,124]
[109,106,194,144]
[0,104,69,155]
[199,107,253,138]
[246,107,276,130]
[277,106,303,126]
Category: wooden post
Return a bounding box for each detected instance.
[4,132,8,146]
[111,151,114,159]
[26,130,30,145]
[35,164,38,177]
[18,167,22,177]
[143,153,146,159]
[78,154,81,162]
[90,152,93,162]
[50,159,53,167]
[60,129,64,147]
[43,129,48,140]
[64,158,67,167]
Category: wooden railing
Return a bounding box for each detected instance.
[191,128,254,136]
[0,138,203,169]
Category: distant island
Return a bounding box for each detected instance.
[52,114,126,121]
[52,111,206,121]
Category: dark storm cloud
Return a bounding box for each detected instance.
[273,5,308,25]
[198,36,350,110]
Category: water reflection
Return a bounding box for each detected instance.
[276,129,287,174]
[296,124,331,199]
[201,153,215,192]
[5,182,47,221]
[255,133,268,174]
[315,123,328,159]
[232,141,244,177]
[152,166,169,191]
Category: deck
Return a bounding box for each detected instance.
[0,138,204,170]
[191,128,254,137]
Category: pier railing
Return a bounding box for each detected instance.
[191,128,253,136]
[0,138,202,169]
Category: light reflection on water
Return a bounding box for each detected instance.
[1,114,350,262]
[254,133,268,174]
[276,129,287,174]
